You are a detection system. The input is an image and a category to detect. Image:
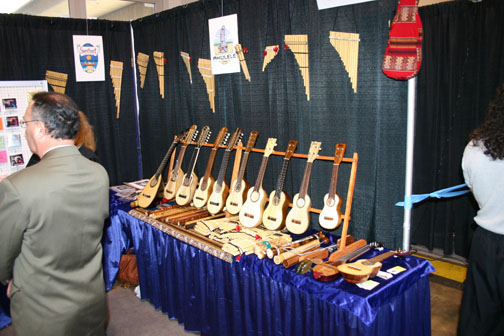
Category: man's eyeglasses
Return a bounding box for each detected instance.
[20,119,40,128]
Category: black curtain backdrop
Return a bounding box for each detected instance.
[413,0,504,257]
[0,14,139,186]
[132,0,409,248]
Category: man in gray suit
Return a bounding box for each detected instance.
[0,92,109,335]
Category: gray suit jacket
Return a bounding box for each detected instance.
[0,146,109,336]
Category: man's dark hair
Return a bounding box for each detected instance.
[471,83,504,160]
[31,92,80,140]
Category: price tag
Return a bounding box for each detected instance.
[376,271,393,280]
[386,266,406,275]
[356,280,380,290]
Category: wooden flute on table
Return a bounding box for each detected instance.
[273,237,329,265]
[266,232,325,259]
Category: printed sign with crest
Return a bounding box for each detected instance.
[73,35,105,82]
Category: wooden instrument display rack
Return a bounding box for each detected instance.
[167,139,358,250]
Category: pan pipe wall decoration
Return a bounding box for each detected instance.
[234,44,251,82]
[45,70,68,94]
[198,58,215,113]
[329,31,360,93]
[137,52,149,89]
[284,35,310,101]
[110,60,123,119]
[180,51,193,84]
[262,45,279,71]
[153,51,165,99]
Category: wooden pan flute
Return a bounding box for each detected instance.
[198,58,215,113]
[109,60,123,118]
[235,44,251,82]
[329,31,360,93]
[153,51,165,99]
[284,35,310,101]
[137,52,149,89]
[45,70,68,94]
[180,51,193,84]
[262,45,279,71]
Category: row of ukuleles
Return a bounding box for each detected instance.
[137,125,349,235]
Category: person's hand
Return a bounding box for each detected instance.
[7,280,12,298]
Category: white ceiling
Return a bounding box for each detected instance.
[2,0,454,18]
[3,0,139,18]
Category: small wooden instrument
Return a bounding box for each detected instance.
[239,138,277,228]
[175,126,211,206]
[337,249,408,284]
[207,128,243,215]
[45,70,68,94]
[109,61,123,118]
[266,231,325,259]
[198,58,215,112]
[285,141,322,234]
[137,128,190,208]
[312,240,373,282]
[164,125,198,200]
[226,131,259,215]
[262,140,298,231]
[284,35,310,101]
[180,51,193,84]
[283,241,335,269]
[153,51,165,99]
[319,143,346,230]
[193,127,229,208]
[329,31,360,93]
[273,239,322,265]
[137,52,149,88]
[235,44,251,81]
[262,45,279,71]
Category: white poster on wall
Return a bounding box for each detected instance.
[316,0,374,10]
[0,80,48,180]
[73,35,105,82]
[208,14,240,75]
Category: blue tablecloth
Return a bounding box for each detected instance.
[103,193,435,336]
[0,283,10,330]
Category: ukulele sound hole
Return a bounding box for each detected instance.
[150,178,158,187]
[327,198,334,207]
[251,192,260,202]
[297,198,305,207]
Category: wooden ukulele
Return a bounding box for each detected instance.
[193,126,228,208]
[239,138,277,228]
[137,127,191,208]
[262,140,298,230]
[285,141,322,234]
[319,143,346,230]
[164,125,198,200]
[312,241,377,282]
[225,131,259,215]
[175,126,211,206]
[337,249,409,284]
[207,127,243,215]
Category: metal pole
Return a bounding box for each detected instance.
[403,77,417,252]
